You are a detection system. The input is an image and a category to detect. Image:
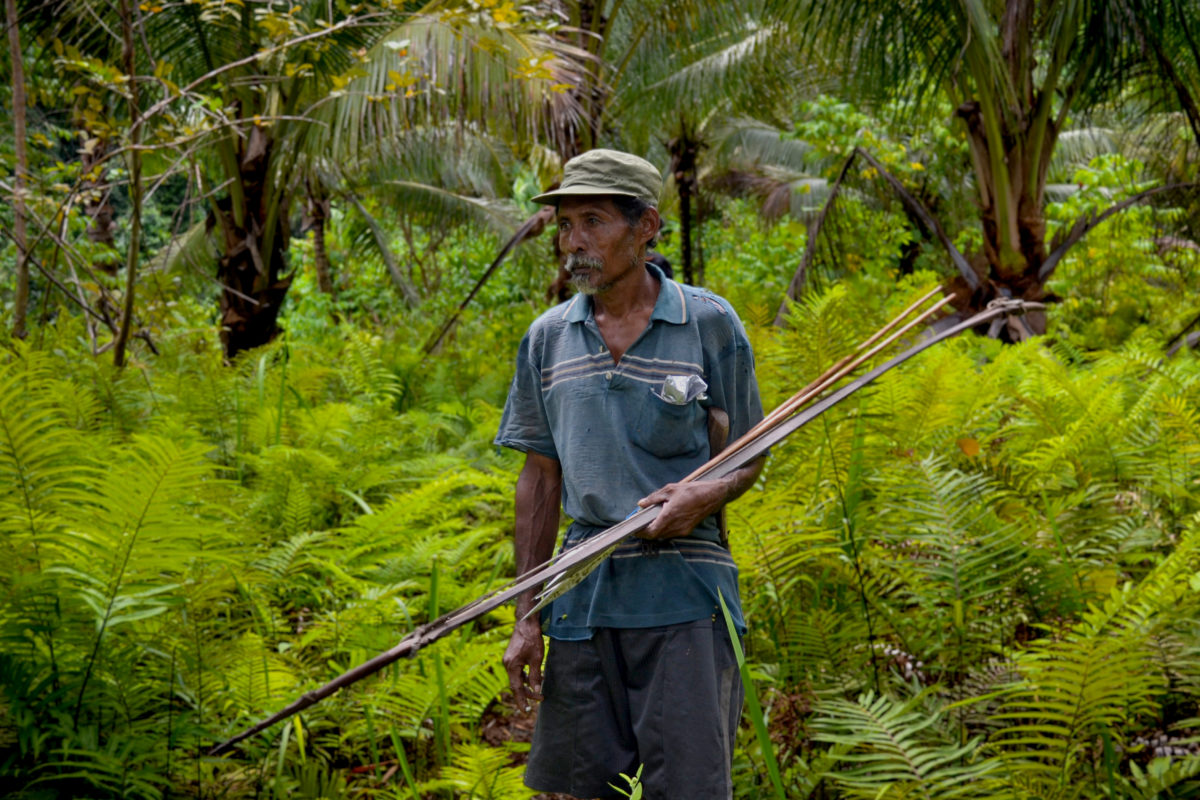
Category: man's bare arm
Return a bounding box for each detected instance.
[637,455,765,540]
[502,451,561,709]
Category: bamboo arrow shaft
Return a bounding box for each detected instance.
[208,504,662,755]
[696,300,1042,479]
[694,292,953,481]
[210,297,1038,757]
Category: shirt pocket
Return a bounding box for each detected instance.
[630,389,707,459]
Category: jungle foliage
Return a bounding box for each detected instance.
[4,0,1200,798]
[2,191,1199,797]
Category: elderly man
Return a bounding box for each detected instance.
[494,149,765,800]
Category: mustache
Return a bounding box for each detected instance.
[565,254,604,272]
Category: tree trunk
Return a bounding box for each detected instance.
[669,130,701,285]
[80,136,118,273]
[112,0,141,368]
[6,0,30,339]
[576,0,606,154]
[307,194,335,296]
[679,183,693,284]
[954,99,1056,337]
[216,125,293,360]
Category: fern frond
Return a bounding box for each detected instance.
[200,632,303,720]
[1122,753,1200,799]
[340,331,402,404]
[867,457,1029,677]
[0,355,88,554]
[335,638,508,741]
[0,355,92,666]
[985,529,1199,793]
[280,479,314,537]
[251,531,328,582]
[33,743,165,800]
[779,609,872,695]
[433,743,534,800]
[813,691,995,799]
[987,632,1160,787]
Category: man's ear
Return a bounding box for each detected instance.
[637,207,661,246]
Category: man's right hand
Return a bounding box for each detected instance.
[503,616,544,711]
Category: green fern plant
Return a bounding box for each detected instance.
[983,526,1200,798]
[421,742,535,799]
[0,352,236,797]
[868,457,1030,685]
[0,351,88,691]
[811,690,996,799]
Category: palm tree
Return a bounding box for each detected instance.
[173,3,576,357]
[1121,0,1200,258]
[48,0,574,359]
[609,4,808,283]
[533,0,807,283]
[776,0,1157,333]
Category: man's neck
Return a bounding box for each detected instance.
[591,259,659,321]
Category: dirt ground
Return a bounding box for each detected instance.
[480,694,577,800]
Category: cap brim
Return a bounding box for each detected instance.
[530,186,644,205]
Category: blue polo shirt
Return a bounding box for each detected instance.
[495,265,763,640]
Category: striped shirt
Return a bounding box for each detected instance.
[495,265,763,640]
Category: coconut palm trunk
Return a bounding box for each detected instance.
[669,128,702,285]
[306,191,335,296]
[955,96,1058,323]
[214,126,293,360]
[945,0,1083,328]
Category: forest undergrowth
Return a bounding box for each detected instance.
[2,198,1200,799]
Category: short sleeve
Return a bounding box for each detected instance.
[705,310,764,444]
[494,330,559,460]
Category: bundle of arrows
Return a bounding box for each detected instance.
[209,291,1042,756]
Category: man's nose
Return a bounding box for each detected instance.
[562,225,585,252]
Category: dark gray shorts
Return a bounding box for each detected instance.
[524,618,743,800]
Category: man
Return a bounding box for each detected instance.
[494,149,765,800]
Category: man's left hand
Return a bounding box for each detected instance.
[637,480,727,540]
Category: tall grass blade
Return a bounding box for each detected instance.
[389,726,422,799]
[719,589,786,800]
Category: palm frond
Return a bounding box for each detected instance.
[312,12,580,163]
[148,218,220,277]
[702,117,837,222]
[375,181,521,235]
[612,19,787,125]
[1048,127,1118,181]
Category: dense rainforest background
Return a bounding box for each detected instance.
[4,1,1200,797]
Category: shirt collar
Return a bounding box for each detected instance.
[560,262,689,325]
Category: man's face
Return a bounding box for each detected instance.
[556,196,646,296]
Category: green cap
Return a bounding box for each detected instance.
[531,149,662,206]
